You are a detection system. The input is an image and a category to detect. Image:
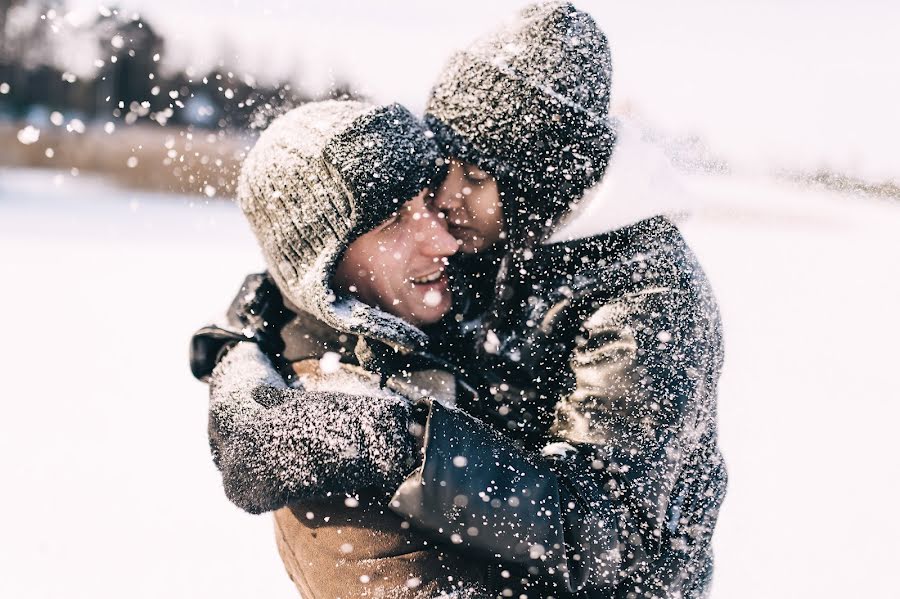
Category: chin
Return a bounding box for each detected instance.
[411,307,451,327]
[410,298,452,326]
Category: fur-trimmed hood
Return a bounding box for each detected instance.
[547,118,688,244]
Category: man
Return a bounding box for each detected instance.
[195,98,604,598]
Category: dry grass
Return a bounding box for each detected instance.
[1,122,252,198]
[800,170,900,201]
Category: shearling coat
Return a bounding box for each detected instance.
[208,344,494,599]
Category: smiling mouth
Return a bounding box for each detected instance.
[410,270,444,285]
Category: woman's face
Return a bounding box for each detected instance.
[434,160,504,254]
[333,189,459,327]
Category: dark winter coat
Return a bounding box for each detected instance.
[397,216,727,598]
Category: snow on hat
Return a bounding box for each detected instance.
[425,1,616,241]
[238,100,442,350]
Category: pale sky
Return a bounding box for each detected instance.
[59,0,900,182]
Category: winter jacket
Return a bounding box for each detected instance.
[208,341,494,598]
[432,215,728,598]
[273,492,493,599]
[200,301,601,597]
[388,124,725,597]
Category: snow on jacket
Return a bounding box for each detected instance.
[462,216,726,598]
[207,341,417,514]
[389,122,726,598]
[200,300,607,596]
[210,343,495,598]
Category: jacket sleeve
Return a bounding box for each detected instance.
[552,284,726,593]
[390,399,621,594]
[208,342,418,513]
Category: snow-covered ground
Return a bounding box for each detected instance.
[1,167,897,598]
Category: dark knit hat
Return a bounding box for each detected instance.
[425,1,615,242]
[238,100,442,349]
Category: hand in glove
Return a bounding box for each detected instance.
[190,272,293,380]
[208,342,418,513]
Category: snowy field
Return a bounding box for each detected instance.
[1,166,898,598]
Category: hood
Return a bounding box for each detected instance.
[546,118,689,244]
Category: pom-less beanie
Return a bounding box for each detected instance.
[425,1,616,242]
[237,100,442,349]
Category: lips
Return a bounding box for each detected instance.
[448,224,475,239]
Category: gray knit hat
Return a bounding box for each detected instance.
[425,1,615,240]
[237,100,442,349]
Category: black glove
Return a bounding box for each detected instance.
[189,272,293,380]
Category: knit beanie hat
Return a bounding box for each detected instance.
[237,100,442,350]
[425,1,615,243]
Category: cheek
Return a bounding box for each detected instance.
[472,198,499,233]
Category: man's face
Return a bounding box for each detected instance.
[333,189,459,327]
[434,160,504,254]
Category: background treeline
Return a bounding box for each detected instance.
[0,0,359,132]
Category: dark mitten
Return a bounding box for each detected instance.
[208,342,418,513]
[190,272,293,380]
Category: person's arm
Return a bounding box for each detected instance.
[390,283,726,594]
[208,342,418,513]
[552,284,727,592]
[390,399,619,594]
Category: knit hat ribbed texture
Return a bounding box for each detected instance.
[425,1,616,243]
[237,100,442,350]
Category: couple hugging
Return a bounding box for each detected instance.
[189,3,726,598]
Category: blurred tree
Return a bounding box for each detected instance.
[1,0,60,67]
[92,8,163,121]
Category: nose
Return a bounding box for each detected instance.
[418,207,458,258]
[433,179,463,211]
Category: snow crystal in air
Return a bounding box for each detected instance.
[66,119,85,134]
[17,126,40,145]
[541,441,577,457]
[405,577,422,589]
[483,329,500,354]
[423,289,443,307]
[319,351,341,374]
